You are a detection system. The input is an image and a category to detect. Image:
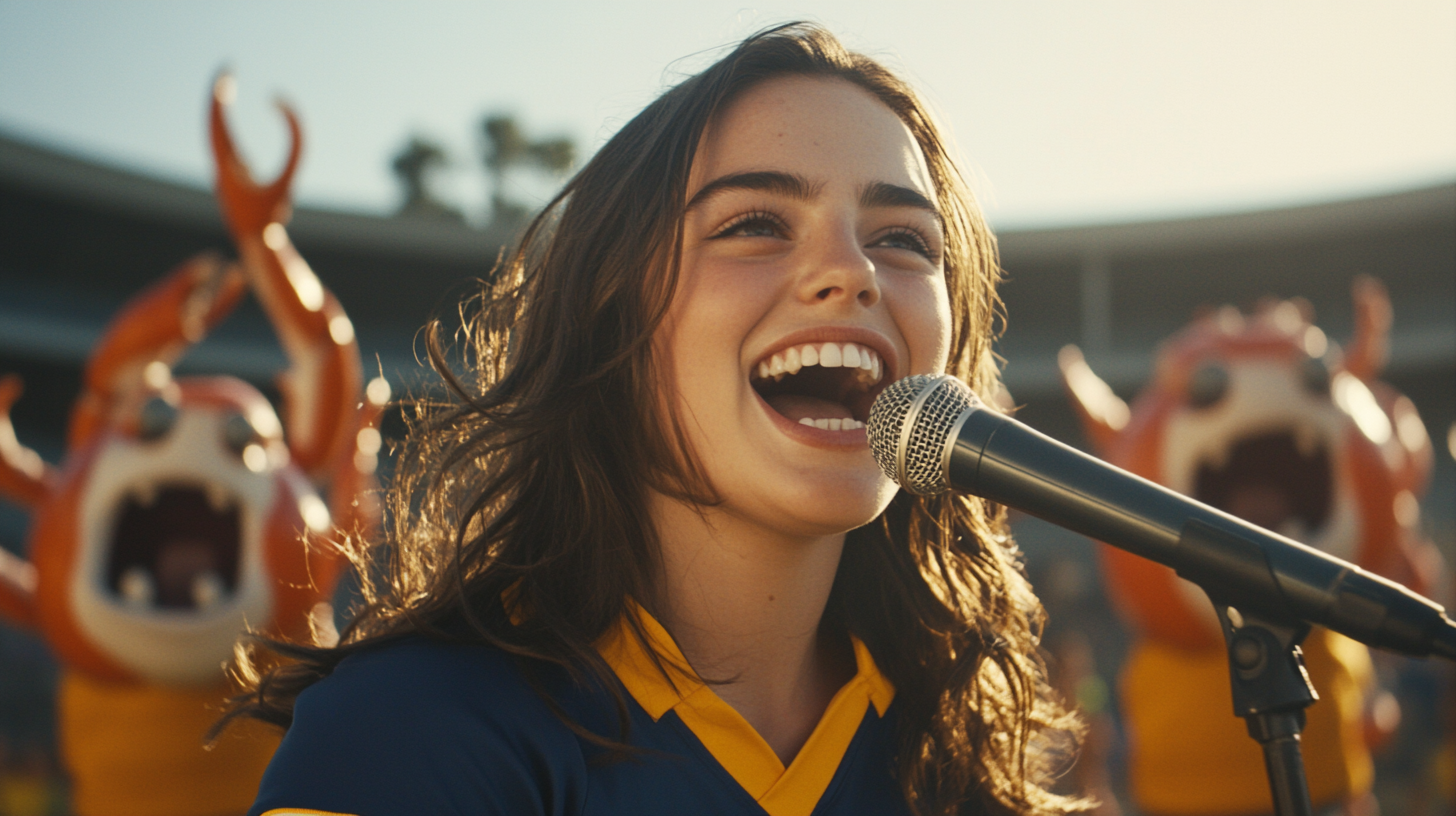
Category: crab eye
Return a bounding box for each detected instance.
[138,397,178,440]
[1187,364,1229,409]
[223,413,257,454]
[1300,357,1331,397]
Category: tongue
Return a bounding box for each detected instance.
[767,393,854,422]
[155,538,218,608]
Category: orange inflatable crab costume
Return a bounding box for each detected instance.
[1058,280,1441,815]
[0,77,388,816]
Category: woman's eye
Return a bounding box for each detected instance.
[872,228,934,260]
[711,212,786,240]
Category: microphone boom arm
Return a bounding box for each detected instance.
[948,406,1456,661]
[869,373,1453,816]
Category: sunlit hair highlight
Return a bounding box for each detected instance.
[224,22,1087,816]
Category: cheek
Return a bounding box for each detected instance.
[893,276,953,374]
[666,260,779,367]
[658,269,750,406]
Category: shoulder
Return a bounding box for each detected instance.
[249,637,590,816]
[294,637,571,750]
[314,635,545,711]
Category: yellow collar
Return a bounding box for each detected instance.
[597,603,895,816]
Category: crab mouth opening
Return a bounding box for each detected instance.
[105,482,241,612]
[1193,428,1331,541]
[751,341,885,431]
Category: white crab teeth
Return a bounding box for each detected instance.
[192,571,225,610]
[819,343,843,367]
[119,567,155,608]
[801,345,820,366]
[1294,426,1320,458]
[770,354,786,377]
[206,483,231,512]
[841,344,861,368]
[798,417,866,430]
[1202,446,1229,470]
[1277,519,1308,542]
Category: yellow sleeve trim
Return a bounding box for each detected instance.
[260,810,358,816]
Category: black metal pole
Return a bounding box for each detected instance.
[1200,520,1320,816]
[1247,711,1315,816]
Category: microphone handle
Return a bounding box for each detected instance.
[946,407,1456,661]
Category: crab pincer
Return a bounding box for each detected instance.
[209,74,363,479]
[69,254,246,449]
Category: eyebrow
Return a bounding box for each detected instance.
[859,181,940,217]
[685,170,941,220]
[685,171,818,212]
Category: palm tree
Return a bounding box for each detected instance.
[391,136,463,222]
[480,114,575,226]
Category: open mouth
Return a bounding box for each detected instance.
[1193,428,1331,541]
[105,482,241,612]
[751,341,885,431]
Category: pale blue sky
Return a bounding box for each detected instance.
[2,0,1453,228]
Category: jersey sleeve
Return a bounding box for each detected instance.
[247,639,588,816]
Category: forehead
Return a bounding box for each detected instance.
[690,75,935,200]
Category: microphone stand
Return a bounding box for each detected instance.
[1183,523,1318,816]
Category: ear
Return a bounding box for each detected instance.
[1058,345,1128,454]
[1345,276,1392,381]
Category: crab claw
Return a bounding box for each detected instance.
[1345,275,1392,381]
[0,374,43,627]
[69,254,245,449]
[208,73,363,479]
[210,71,303,239]
[329,375,391,541]
[0,545,37,628]
[0,374,51,509]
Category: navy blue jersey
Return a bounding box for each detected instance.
[249,608,910,816]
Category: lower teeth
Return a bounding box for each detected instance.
[119,567,155,607]
[798,418,863,431]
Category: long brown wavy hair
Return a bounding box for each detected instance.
[225,23,1086,816]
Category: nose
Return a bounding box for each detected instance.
[796,223,880,309]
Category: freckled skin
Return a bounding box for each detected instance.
[659,76,952,541]
[650,76,953,763]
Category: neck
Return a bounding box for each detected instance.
[647,493,856,765]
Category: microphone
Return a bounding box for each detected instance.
[866,374,1456,661]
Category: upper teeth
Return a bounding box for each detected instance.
[132,483,157,507]
[206,483,231,512]
[754,342,882,384]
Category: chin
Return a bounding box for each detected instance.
[753,465,898,539]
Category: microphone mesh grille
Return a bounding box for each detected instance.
[867,374,976,495]
[867,376,927,482]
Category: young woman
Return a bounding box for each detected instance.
[236,23,1085,816]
